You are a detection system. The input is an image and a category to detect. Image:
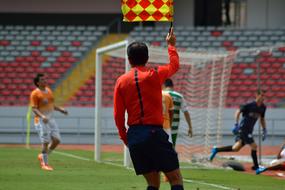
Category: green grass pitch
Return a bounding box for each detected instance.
[0,147,284,190]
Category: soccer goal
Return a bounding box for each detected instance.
[94,40,235,168]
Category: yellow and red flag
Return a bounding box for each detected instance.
[121,0,174,22]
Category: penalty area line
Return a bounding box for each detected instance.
[54,151,235,190]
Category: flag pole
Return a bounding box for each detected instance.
[168,22,173,33]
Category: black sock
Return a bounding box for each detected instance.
[171,185,184,190]
[251,150,259,169]
[147,186,158,190]
[217,145,233,152]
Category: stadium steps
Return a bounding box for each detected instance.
[53,33,128,106]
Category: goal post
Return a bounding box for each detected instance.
[94,41,235,168]
[95,40,131,167]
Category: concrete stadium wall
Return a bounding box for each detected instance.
[247,0,285,28]
[0,0,120,13]
[0,107,284,145]
[1,0,285,28]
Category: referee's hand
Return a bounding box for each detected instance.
[166,27,176,46]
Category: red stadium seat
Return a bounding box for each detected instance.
[31,62,40,68]
[0,72,6,78]
[260,63,271,68]
[248,74,257,80]
[23,78,33,84]
[15,56,25,63]
[15,67,25,73]
[7,73,17,78]
[4,67,14,72]
[67,57,77,63]
[231,68,242,74]
[223,41,233,47]
[2,90,11,96]
[52,62,61,68]
[211,31,222,37]
[62,63,71,68]
[260,75,270,80]
[25,67,36,73]
[12,90,21,96]
[272,74,281,80]
[275,92,285,98]
[13,78,23,84]
[259,51,272,57]
[46,45,57,52]
[278,47,285,52]
[272,63,281,69]
[228,91,239,97]
[31,51,41,57]
[62,51,72,57]
[0,40,10,46]
[36,56,47,62]
[10,62,19,67]
[31,41,41,46]
[266,68,276,74]
[25,56,35,63]
[2,78,12,84]
[57,67,66,73]
[7,84,17,90]
[46,67,56,73]
[243,80,255,86]
[50,73,60,79]
[47,79,55,85]
[277,57,285,63]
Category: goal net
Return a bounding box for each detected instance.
[95,40,234,167]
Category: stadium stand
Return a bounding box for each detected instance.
[69,26,285,108]
[1,25,285,108]
[0,25,107,106]
[128,26,285,108]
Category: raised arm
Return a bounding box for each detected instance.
[157,27,179,83]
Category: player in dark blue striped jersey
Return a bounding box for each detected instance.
[210,90,267,172]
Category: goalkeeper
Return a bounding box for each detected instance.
[210,90,267,172]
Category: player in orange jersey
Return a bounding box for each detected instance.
[30,73,68,171]
[162,91,174,143]
[161,91,174,182]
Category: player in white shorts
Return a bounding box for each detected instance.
[30,73,68,171]
[256,143,285,174]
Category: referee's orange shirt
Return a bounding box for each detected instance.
[114,45,179,144]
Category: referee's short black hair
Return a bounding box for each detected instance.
[164,78,174,87]
[127,41,149,66]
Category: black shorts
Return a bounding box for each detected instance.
[235,131,254,145]
[127,125,179,175]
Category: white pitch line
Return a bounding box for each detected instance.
[54,151,91,161]
[183,178,236,190]
[55,151,235,190]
